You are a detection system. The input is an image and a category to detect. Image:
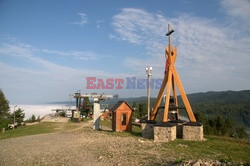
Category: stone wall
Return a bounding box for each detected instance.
[183,123,203,141]
[154,125,176,143]
[142,121,204,141]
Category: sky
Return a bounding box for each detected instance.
[0,0,250,105]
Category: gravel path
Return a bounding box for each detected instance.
[0,120,174,166]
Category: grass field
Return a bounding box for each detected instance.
[0,122,63,140]
[0,121,87,140]
[165,136,250,163]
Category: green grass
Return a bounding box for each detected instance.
[82,118,92,122]
[0,122,63,140]
[0,120,90,140]
[163,136,250,163]
[99,119,112,128]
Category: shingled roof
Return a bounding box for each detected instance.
[110,101,133,112]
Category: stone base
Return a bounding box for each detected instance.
[141,121,156,139]
[183,122,203,141]
[154,123,176,143]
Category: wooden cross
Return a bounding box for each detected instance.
[150,24,196,122]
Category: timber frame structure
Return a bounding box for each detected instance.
[150,24,196,122]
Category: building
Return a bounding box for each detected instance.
[111,101,133,132]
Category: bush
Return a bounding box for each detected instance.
[59,111,66,117]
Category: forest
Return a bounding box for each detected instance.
[187,90,250,128]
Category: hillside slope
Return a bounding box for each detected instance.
[187,90,250,127]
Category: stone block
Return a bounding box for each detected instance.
[183,122,203,141]
[154,123,176,143]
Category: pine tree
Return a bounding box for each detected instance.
[138,102,147,119]
[37,116,41,122]
[82,97,91,117]
[194,112,205,123]
[83,97,90,106]
[222,118,234,136]
[11,108,25,125]
[215,115,224,135]
[0,89,10,129]
[31,114,36,122]
[235,126,247,138]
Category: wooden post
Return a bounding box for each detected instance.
[150,71,168,120]
[172,68,196,122]
[163,69,172,122]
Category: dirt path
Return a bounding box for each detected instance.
[0,120,175,166]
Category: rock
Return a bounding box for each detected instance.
[178,143,188,148]
[192,161,200,166]
[200,161,212,166]
[214,160,221,166]
[138,139,144,143]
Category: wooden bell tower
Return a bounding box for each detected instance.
[150,24,196,122]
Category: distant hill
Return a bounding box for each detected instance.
[186,90,250,128]
[108,90,250,128]
[50,90,250,128]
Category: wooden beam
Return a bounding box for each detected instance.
[150,71,168,121]
[172,68,196,122]
[172,47,179,119]
[163,68,173,122]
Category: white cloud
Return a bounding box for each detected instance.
[0,40,126,104]
[41,49,98,61]
[111,7,250,92]
[221,0,250,26]
[73,12,88,27]
[96,20,105,28]
[112,8,167,44]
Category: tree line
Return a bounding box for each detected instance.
[131,100,247,138]
[195,112,247,138]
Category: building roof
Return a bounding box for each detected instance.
[110,101,133,112]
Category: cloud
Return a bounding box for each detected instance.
[72,12,88,27]
[41,49,98,61]
[111,7,250,92]
[96,20,105,28]
[0,40,117,78]
[112,8,166,44]
[0,40,126,104]
[220,0,250,26]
